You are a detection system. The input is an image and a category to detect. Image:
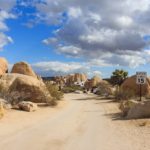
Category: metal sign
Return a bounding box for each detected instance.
[136,72,147,85]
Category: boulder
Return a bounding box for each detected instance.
[120,100,150,119]
[11,62,37,78]
[119,100,138,117]
[0,57,8,76]
[0,73,52,104]
[127,100,150,119]
[121,75,150,96]
[18,101,38,112]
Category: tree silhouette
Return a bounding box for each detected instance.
[110,69,128,86]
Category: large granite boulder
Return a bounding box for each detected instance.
[0,57,8,76]
[121,75,150,96]
[11,62,37,78]
[120,100,150,119]
[0,73,52,104]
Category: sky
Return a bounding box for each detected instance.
[1,0,150,78]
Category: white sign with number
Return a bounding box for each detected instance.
[136,72,147,84]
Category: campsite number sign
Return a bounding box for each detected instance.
[136,72,147,101]
[136,72,147,85]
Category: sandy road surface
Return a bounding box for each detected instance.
[0,93,150,150]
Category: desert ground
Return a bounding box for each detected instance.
[0,93,150,150]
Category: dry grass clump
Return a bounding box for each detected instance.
[114,89,135,101]
[62,85,84,93]
[45,81,64,100]
[0,102,4,119]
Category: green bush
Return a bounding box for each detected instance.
[45,82,64,100]
[114,89,135,101]
[62,85,84,93]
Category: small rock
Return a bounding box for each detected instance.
[18,101,38,112]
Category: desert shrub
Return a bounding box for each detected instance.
[95,82,113,97]
[62,85,84,93]
[48,98,58,106]
[114,89,135,101]
[0,102,4,119]
[45,82,64,100]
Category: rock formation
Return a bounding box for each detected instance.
[0,73,52,104]
[11,62,37,78]
[120,100,150,119]
[66,73,87,86]
[0,57,8,76]
[121,75,150,96]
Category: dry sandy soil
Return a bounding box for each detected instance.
[0,93,150,150]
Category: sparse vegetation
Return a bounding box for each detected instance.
[0,102,4,119]
[62,85,84,93]
[45,81,64,100]
[110,69,128,86]
[114,89,135,101]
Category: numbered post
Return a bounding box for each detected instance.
[136,72,147,101]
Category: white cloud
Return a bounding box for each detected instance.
[32,61,90,76]
[34,0,150,68]
[57,46,82,57]
[0,1,16,50]
[68,7,82,18]
[0,33,13,50]
[116,16,133,27]
[42,37,58,46]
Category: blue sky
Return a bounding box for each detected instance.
[1,0,150,78]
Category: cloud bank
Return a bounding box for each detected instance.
[32,0,150,67]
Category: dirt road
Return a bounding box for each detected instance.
[0,93,150,150]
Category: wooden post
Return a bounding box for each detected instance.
[140,84,142,101]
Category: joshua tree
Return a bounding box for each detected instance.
[110,69,128,86]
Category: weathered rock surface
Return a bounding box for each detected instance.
[0,73,52,104]
[18,101,38,112]
[119,100,138,117]
[121,75,150,96]
[0,57,8,76]
[127,100,150,119]
[120,100,150,119]
[11,62,37,78]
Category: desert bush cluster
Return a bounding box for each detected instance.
[114,88,135,101]
[0,102,4,119]
[62,85,84,93]
[44,81,64,101]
